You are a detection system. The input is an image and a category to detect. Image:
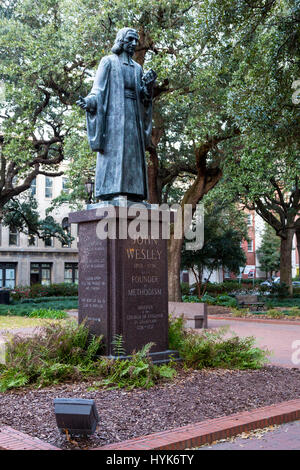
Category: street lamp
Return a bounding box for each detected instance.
[84,177,94,204]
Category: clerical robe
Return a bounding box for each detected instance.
[85,52,152,201]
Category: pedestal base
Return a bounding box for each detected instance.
[69,206,176,362]
[107,349,181,365]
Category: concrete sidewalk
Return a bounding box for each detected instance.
[207,317,300,368]
[199,419,300,450]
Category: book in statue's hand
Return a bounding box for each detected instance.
[142,69,157,85]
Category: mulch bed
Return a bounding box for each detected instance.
[1,365,300,450]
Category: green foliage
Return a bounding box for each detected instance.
[180,282,190,296]
[94,342,176,390]
[11,283,78,300]
[168,317,269,370]
[269,282,290,298]
[28,308,67,319]
[183,293,237,308]
[111,334,126,358]
[0,322,103,391]
[2,196,74,246]
[181,197,247,297]
[0,298,78,316]
[257,224,281,278]
[265,309,284,319]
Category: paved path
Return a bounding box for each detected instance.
[208,318,300,368]
[199,420,300,450]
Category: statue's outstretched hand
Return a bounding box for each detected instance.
[76,95,88,110]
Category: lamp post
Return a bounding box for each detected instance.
[84,177,94,204]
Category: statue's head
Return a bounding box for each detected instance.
[111,27,139,56]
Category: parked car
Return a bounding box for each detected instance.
[260,279,274,287]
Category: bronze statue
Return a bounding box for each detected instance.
[77,28,156,204]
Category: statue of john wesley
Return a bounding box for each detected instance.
[77,27,156,204]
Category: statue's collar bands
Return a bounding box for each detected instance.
[119,51,134,67]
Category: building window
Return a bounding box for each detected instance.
[44,237,53,247]
[247,240,253,252]
[28,233,37,246]
[224,269,231,279]
[45,177,53,198]
[30,263,52,286]
[0,224,2,246]
[30,177,37,196]
[61,217,71,247]
[64,263,78,284]
[247,214,252,226]
[9,226,19,246]
[62,177,69,194]
[0,264,16,289]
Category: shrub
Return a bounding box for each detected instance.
[168,317,269,370]
[265,309,284,319]
[286,307,300,316]
[269,282,289,298]
[0,299,78,317]
[95,342,177,390]
[11,283,78,301]
[0,322,103,391]
[180,282,190,296]
[0,325,176,392]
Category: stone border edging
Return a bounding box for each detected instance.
[208,315,300,325]
[97,399,300,450]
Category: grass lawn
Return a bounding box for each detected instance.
[0,316,76,330]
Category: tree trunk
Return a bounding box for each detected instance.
[168,237,183,302]
[296,230,300,277]
[280,228,295,296]
[167,160,222,301]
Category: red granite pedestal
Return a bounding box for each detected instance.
[69,206,178,363]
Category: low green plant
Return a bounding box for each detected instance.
[168,317,269,370]
[28,308,67,319]
[265,309,284,319]
[0,299,78,317]
[231,308,250,318]
[111,334,126,357]
[95,342,177,390]
[0,322,103,391]
[285,307,300,316]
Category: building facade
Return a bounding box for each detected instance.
[0,168,79,289]
[187,209,300,285]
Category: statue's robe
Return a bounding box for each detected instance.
[85,52,152,201]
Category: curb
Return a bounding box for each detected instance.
[96,399,300,450]
[208,315,300,325]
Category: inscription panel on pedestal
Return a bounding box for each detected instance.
[121,236,168,353]
[78,222,108,337]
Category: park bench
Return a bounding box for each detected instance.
[235,295,265,311]
[169,301,208,329]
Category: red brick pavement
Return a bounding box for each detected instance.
[0,426,60,450]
